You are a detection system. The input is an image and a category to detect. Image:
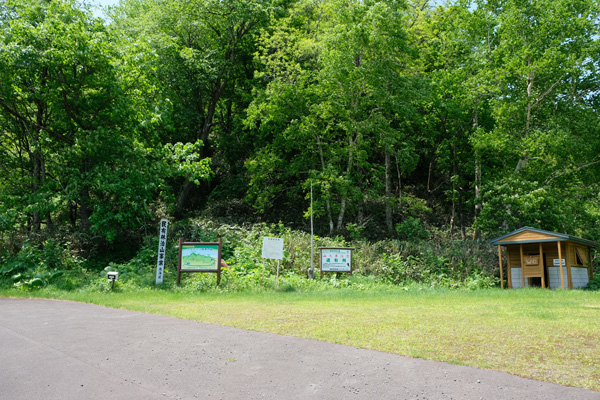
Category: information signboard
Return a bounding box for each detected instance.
[262,237,284,260]
[177,238,222,285]
[319,247,354,277]
[180,244,219,271]
[553,259,566,267]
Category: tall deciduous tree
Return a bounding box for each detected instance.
[111,0,272,215]
[246,0,425,235]
[465,0,600,235]
[0,0,212,241]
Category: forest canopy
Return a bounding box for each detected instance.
[1,0,599,253]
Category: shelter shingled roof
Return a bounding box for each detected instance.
[490,226,597,248]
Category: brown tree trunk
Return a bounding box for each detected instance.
[385,151,393,233]
[473,150,482,240]
[32,150,42,231]
[79,187,91,231]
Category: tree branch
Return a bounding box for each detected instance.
[545,157,600,185]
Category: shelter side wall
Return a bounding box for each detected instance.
[571,267,590,289]
[507,247,521,268]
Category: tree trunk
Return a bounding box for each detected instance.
[326,200,334,236]
[450,142,457,239]
[460,205,466,240]
[385,151,393,233]
[175,79,227,216]
[336,197,346,232]
[515,65,535,173]
[473,150,482,240]
[176,180,193,217]
[395,154,403,208]
[472,107,482,240]
[315,134,334,235]
[79,187,91,231]
[335,134,355,233]
[427,149,435,207]
[32,150,42,231]
[79,160,92,231]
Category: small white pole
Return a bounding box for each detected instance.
[262,258,265,281]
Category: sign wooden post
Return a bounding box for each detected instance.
[497,245,504,289]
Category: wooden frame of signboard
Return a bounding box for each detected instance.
[177,237,222,285]
[319,247,354,279]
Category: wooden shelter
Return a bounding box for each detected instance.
[490,227,596,290]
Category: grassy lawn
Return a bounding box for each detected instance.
[2,287,599,391]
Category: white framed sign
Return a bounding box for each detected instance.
[262,237,284,260]
[553,259,566,267]
[320,247,353,273]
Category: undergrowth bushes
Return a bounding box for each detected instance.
[0,239,86,290]
[0,217,571,292]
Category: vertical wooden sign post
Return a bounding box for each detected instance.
[155,218,169,284]
[177,238,222,285]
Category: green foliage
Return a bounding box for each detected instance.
[376,246,497,290]
[84,218,499,291]
[395,217,429,241]
[583,275,600,291]
[245,0,427,234]
[0,239,85,290]
[1,0,600,287]
[0,217,502,293]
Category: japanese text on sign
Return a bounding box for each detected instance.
[262,237,284,260]
[321,248,352,272]
[155,219,169,284]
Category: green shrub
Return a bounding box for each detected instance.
[396,217,430,241]
[584,275,600,290]
[0,239,86,290]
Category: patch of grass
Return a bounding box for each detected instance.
[2,286,599,391]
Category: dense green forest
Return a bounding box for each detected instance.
[1,0,599,283]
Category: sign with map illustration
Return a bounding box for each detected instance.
[181,244,219,271]
[177,238,223,285]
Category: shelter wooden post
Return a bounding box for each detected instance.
[557,242,565,290]
[177,237,183,285]
[498,245,504,289]
[589,248,594,281]
[507,253,512,288]
[567,246,573,289]
[539,242,545,288]
[520,244,526,288]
